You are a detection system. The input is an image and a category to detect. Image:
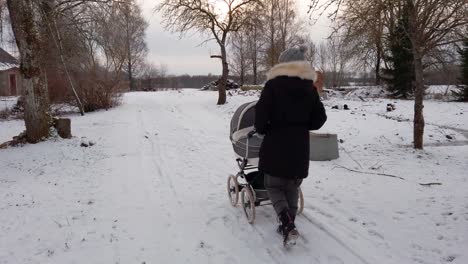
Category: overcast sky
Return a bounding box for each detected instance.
[138,0,332,75]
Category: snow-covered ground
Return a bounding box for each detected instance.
[1,90,467,264]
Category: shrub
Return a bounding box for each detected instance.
[72,72,124,112]
[0,108,11,119]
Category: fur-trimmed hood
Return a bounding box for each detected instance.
[266,61,316,82]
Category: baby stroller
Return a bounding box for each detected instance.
[228,101,304,224]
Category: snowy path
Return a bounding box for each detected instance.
[82,93,372,263]
[1,91,467,264]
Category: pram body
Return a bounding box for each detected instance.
[227,101,304,224]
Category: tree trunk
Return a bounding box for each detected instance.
[240,45,245,85]
[217,43,228,105]
[407,0,424,149]
[8,0,52,143]
[252,25,258,85]
[124,4,134,91]
[127,32,134,91]
[413,51,425,149]
[375,47,381,85]
[252,43,258,85]
[240,66,244,85]
[252,57,258,85]
[128,58,134,91]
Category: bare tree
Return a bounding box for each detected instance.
[337,0,386,85]
[54,0,138,111]
[229,30,250,84]
[157,0,262,105]
[310,0,468,149]
[227,0,307,84]
[121,0,148,91]
[4,0,138,143]
[315,33,354,88]
[303,38,316,62]
[262,0,305,68]
[245,12,263,84]
[7,0,52,143]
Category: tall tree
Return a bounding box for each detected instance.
[245,8,263,84]
[121,1,148,91]
[382,4,414,99]
[310,0,468,149]
[262,0,304,68]
[454,40,468,101]
[338,0,385,85]
[7,0,52,143]
[157,0,261,105]
[315,33,354,88]
[229,30,250,84]
[52,0,141,111]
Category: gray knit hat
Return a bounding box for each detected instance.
[278,45,308,63]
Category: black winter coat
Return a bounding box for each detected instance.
[255,61,327,179]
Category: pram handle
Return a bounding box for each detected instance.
[247,130,257,138]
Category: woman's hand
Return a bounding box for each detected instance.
[314,71,324,92]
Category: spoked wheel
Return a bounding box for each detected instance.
[297,187,304,215]
[241,185,256,224]
[227,175,239,206]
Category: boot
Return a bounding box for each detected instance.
[277,209,299,246]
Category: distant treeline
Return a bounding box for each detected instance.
[135,75,242,90]
[134,67,459,90]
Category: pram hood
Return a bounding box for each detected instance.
[230,101,262,162]
[230,101,256,140]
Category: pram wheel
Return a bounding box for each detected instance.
[227,175,239,206]
[241,185,256,224]
[297,187,304,215]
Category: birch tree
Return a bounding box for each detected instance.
[7,0,52,143]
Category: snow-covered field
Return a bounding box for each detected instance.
[1,90,467,264]
[333,85,460,100]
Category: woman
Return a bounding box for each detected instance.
[255,46,327,245]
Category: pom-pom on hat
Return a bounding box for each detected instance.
[278,45,308,63]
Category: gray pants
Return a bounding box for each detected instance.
[264,173,303,216]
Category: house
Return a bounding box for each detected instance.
[0,48,22,96]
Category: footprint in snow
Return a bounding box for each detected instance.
[443,255,456,262]
[368,229,384,240]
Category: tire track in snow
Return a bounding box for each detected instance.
[301,211,372,264]
[137,107,182,205]
[167,93,370,264]
[147,97,286,263]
